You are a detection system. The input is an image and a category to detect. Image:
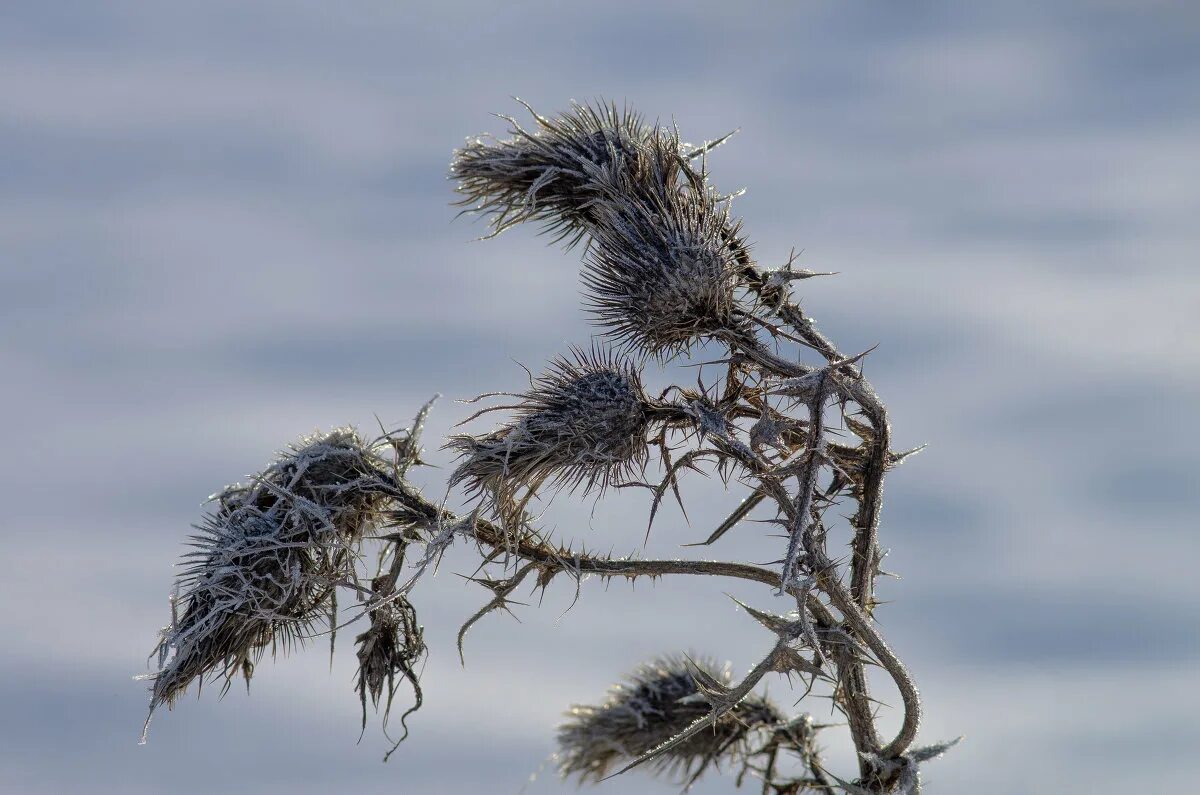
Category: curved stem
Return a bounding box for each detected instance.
[735,250,892,618]
[772,312,889,612]
[687,351,918,767]
[393,471,920,765]
[795,549,921,759]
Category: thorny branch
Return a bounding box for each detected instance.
[141,99,957,794]
[734,260,902,783]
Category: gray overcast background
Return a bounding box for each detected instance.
[2,2,1197,794]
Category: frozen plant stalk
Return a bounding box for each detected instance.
[141,99,958,793]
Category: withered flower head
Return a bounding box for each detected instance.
[582,185,750,359]
[354,569,426,759]
[143,428,397,728]
[450,100,685,246]
[556,654,782,785]
[447,346,653,528]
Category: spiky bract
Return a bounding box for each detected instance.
[556,654,781,785]
[451,100,686,247]
[145,428,396,716]
[447,347,652,529]
[582,184,750,359]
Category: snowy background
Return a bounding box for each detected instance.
[2,2,1198,793]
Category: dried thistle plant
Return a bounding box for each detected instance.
[140,99,960,793]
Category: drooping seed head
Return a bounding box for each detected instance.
[144,428,396,724]
[447,347,653,529]
[556,654,782,785]
[354,572,426,746]
[450,100,686,247]
[582,184,751,359]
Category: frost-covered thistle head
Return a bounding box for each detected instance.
[447,347,655,528]
[556,654,781,785]
[582,184,751,359]
[144,428,397,723]
[451,100,685,246]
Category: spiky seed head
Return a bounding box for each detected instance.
[582,184,751,359]
[447,347,652,529]
[144,428,397,722]
[450,100,686,247]
[556,654,782,785]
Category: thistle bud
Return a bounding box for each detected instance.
[447,347,652,528]
[144,428,396,722]
[582,185,751,359]
[556,654,781,784]
[450,101,684,246]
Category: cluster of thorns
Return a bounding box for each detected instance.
[141,100,957,794]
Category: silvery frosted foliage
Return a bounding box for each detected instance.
[447,347,655,529]
[582,181,751,358]
[143,429,397,725]
[557,655,782,785]
[450,100,687,247]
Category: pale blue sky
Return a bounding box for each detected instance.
[2,2,1198,793]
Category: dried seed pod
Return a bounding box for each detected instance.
[447,347,653,529]
[556,654,782,785]
[354,571,425,757]
[355,594,420,713]
[143,428,397,728]
[451,100,685,246]
[582,184,752,359]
